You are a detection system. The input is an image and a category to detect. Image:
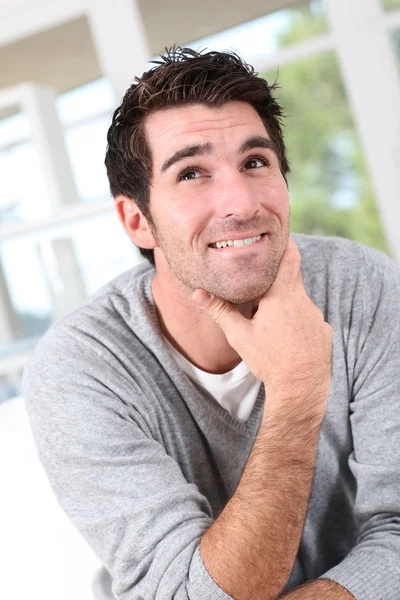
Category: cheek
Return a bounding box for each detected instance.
[258,178,289,216]
[155,196,211,247]
[172,192,213,233]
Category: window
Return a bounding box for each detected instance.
[64,115,111,202]
[0,113,51,223]
[0,77,123,402]
[189,0,328,64]
[0,79,116,226]
[58,79,115,203]
[1,210,140,344]
[265,52,390,254]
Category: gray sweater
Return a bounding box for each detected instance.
[22,233,400,600]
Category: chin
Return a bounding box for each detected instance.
[207,281,272,305]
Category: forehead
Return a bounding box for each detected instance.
[144,102,269,160]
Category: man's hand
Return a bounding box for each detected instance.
[193,236,335,600]
[193,235,334,421]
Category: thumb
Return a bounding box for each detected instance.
[192,289,249,344]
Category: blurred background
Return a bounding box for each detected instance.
[1,0,400,598]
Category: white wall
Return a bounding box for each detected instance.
[0,397,101,600]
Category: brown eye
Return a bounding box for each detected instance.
[245,157,266,169]
[179,169,201,181]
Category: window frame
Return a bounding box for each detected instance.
[1,0,400,387]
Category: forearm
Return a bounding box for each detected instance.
[279,578,355,599]
[200,400,324,600]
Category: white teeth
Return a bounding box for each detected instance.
[210,234,263,248]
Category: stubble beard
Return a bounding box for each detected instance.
[151,221,290,305]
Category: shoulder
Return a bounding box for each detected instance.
[47,258,151,335]
[292,232,398,281]
[22,260,155,391]
[293,232,362,267]
[291,233,400,322]
[65,258,154,327]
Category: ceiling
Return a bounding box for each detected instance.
[0,0,302,96]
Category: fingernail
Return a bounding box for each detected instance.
[193,291,211,308]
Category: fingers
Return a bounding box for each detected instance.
[192,290,249,344]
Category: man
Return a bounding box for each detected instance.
[23,47,400,600]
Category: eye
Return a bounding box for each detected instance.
[244,156,269,170]
[179,167,202,181]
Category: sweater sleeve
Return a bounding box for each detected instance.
[22,326,233,600]
[318,245,400,599]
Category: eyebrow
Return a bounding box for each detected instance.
[160,135,278,174]
[161,142,213,173]
[239,135,278,156]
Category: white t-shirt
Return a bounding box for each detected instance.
[164,338,261,422]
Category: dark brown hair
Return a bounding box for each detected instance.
[105,46,290,264]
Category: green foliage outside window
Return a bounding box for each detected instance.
[262,4,392,256]
[382,0,400,11]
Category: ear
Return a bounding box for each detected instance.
[115,195,157,250]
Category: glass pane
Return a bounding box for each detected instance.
[0,79,115,226]
[0,211,143,402]
[57,79,115,204]
[64,115,111,201]
[0,139,51,223]
[188,0,328,65]
[56,78,116,126]
[0,112,47,224]
[382,0,400,10]
[0,112,31,147]
[264,51,391,255]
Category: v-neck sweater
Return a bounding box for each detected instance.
[22,233,400,600]
[163,337,262,423]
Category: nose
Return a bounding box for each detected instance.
[215,168,261,220]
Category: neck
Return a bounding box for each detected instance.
[151,266,258,375]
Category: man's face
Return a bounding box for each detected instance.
[145,101,290,304]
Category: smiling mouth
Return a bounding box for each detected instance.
[209,233,267,249]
